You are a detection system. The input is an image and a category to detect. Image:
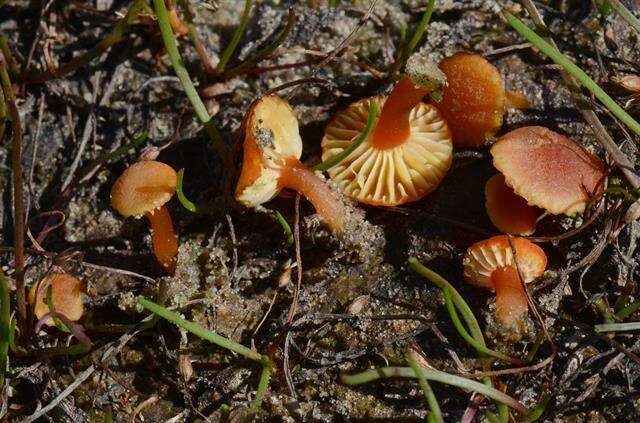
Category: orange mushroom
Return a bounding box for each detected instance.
[437,53,505,148]
[484,174,536,236]
[487,126,605,234]
[28,273,84,327]
[463,236,547,337]
[321,56,453,206]
[111,160,179,274]
[235,95,346,234]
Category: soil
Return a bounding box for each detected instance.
[1,0,640,421]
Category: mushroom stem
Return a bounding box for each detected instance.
[491,266,528,329]
[369,76,430,150]
[278,158,346,234]
[145,206,178,274]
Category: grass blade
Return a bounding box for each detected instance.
[341,366,526,413]
[214,0,253,74]
[504,11,640,137]
[274,210,294,246]
[608,0,640,34]
[595,321,640,333]
[388,0,435,77]
[176,169,219,213]
[153,0,229,164]
[138,298,263,362]
[314,101,378,171]
[406,352,443,423]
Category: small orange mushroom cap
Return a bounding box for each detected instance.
[491,126,605,216]
[437,53,505,147]
[485,174,536,236]
[110,161,177,218]
[28,273,84,325]
[235,95,302,207]
[464,236,547,289]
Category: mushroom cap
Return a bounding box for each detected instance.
[235,95,302,207]
[491,126,605,216]
[485,174,537,236]
[28,273,84,325]
[437,53,505,147]
[463,235,547,290]
[321,96,453,206]
[111,161,177,218]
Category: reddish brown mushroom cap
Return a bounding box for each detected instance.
[437,53,505,147]
[463,235,547,290]
[29,273,84,325]
[491,126,605,216]
[110,161,177,218]
[485,174,537,235]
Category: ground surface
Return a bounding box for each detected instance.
[1,0,640,421]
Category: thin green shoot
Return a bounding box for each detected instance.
[595,321,640,333]
[138,298,272,415]
[0,271,10,388]
[274,210,294,246]
[615,298,640,320]
[341,366,526,413]
[526,394,551,422]
[504,12,640,138]
[329,0,340,7]
[406,352,443,423]
[0,35,19,78]
[408,257,509,422]
[314,101,378,171]
[214,0,253,74]
[223,8,296,79]
[526,333,544,363]
[153,0,229,164]
[176,169,219,213]
[45,285,69,332]
[103,407,113,423]
[389,0,435,77]
[442,288,522,364]
[608,0,640,34]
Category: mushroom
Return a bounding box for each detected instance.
[487,126,605,234]
[321,56,453,206]
[484,174,536,236]
[235,95,346,234]
[437,53,506,148]
[28,273,84,326]
[463,235,547,336]
[111,160,179,274]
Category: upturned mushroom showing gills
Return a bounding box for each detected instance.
[437,53,506,148]
[487,126,605,234]
[463,236,547,338]
[111,160,179,274]
[235,95,346,234]
[28,273,84,327]
[321,56,453,206]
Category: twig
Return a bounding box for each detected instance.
[130,395,158,423]
[0,55,26,332]
[286,195,302,323]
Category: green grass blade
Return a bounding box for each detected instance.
[274,210,294,246]
[615,298,640,320]
[314,101,377,171]
[215,0,253,74]
[341,366,526,413]
[442,288,521,364]
[176,169,220,214]
[138,298,263,362]
[153,0,229,164]
[504,11,640,137]
[595,321,640,333]
[389,0,435,77]
[406,352,443,423]
[608,0,640,34]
